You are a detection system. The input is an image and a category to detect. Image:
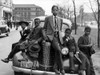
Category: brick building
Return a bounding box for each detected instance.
[13,4,45,22]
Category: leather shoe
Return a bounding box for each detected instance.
[1,58,9,63]
[60,70,65,75]
[70,70,75,74]
[54,69,60,75]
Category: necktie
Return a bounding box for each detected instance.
[54,16,58,31]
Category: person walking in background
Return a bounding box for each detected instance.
[42,5,65,75]
[78,26,95,75]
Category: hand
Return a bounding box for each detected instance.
[75,51,79,56]
[24,40,28,44]
[34,41,38,43]
[86,44,93,47]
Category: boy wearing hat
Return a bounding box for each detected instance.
[1,21,30,63]
[62,28,90,75]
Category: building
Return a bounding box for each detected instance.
[13,4,45,22]
[0,0,13,20]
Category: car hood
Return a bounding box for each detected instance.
[0,25,7,27]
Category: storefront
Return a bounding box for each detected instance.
[2,7,12,20]
[0,0,13,21]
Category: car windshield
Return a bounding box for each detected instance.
[32,18,70,32]
[39,21,69,32]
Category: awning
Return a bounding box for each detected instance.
[2,7,12,13]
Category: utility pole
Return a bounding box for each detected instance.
[72,0,77,34]
[97,0,100,47]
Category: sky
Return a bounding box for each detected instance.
[12,0,97,15]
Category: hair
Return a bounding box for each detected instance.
[84,26,91,31]
[65,28,72,33]
[51,5,59,11]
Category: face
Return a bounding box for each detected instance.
[52,6,59,16]
[21,23,27,29]
[85,29,91,36]
[34,19,40,27]
[65,30,71,37]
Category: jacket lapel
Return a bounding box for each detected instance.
[49,16,55,31]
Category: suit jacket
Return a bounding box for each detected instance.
[27,27,43,42]
[43,15,63,42]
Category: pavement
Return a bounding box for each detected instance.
[91,47,100,75]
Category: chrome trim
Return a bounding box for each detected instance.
[12,66,78,75]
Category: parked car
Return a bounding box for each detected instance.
[12,16,86,75]
[0,20,10,36]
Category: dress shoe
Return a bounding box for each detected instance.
[54,69,60,75]
[1,58,9,63]
[70,70,75,74]
[60,70,65,75]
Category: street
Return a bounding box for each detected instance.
[0,28,100,75]
[0,30,20,75]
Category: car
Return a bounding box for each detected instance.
[12,16,86,75]
[0,20,10,36]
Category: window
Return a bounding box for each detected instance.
[30,12,36,15]
[31,8,36,11]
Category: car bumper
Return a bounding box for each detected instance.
[12,66,78,75]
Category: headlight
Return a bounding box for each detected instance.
[61,47,69,55]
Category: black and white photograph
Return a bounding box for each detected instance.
[0,0,100,75]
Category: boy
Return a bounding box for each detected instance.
[78,26,95,75]
[43,5,65,75]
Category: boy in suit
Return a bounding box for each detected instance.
[42,5,65,75]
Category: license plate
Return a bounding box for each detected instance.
[20,60,39,68]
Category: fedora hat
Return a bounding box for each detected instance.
[28,43,41,53]
[18,21,29,26]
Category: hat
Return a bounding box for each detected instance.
[18,21,29,26]
[61,47,69,55]
[28,43,41,53]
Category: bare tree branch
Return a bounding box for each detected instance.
[89,0,98,22]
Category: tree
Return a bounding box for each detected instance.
[89,0,100,47]
[79,5,84,26]
[97,0,100,47]
[72,0,77,34]
[56,2,74,20]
